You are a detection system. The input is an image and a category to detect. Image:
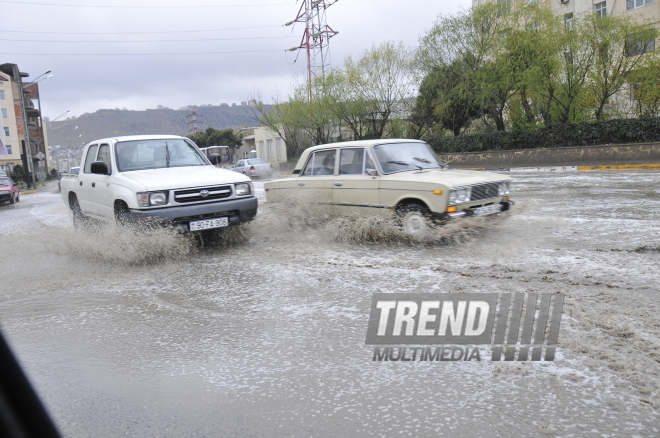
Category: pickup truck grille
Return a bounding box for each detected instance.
[470,182,500,201]
[174,185,232,203]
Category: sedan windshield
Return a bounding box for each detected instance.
[115,139,207,172]
[247,159,267,165]
[373,142,445,174]
[0,178,11,186]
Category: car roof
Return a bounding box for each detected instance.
[294,139,428,170]
[87,134,186,144]
[304,138,425,153]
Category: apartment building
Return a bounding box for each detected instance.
[474,0,659,28]
[0,63,49,182]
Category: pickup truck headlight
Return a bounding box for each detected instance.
[498,181,511,196]
[448,187,472,205]
[235,182,253,196]
[136,191,168,207]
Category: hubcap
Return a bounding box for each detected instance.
[404,213,428,236]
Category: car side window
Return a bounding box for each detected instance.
[338,148,366,175]
[97,144,112,173]
[301,150,336,176]
[83,145,99,174]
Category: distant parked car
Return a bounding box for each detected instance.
[0,177,19,204]
[230,158,273,178]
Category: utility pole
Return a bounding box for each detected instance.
[286,0,339,101]
[186,109,203,134]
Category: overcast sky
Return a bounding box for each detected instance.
[1,0,472,120]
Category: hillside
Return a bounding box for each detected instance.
[47,104,268,147]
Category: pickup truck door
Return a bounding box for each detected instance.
[76,144,98,215]
[88,143,114,218]
[332,148,383,216]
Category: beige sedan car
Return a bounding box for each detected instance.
[264,139,513,237]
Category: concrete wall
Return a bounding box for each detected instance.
[438,142,660,169]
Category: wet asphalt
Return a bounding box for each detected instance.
[0,169,659,437]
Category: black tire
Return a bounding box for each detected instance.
[15,193,19,202]
[70,196,86,229]
[9,193,15,204]
[398,204,433,239]
[114,203,133,227]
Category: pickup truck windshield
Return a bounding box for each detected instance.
[373,142,445,174]
[115,139,207,172]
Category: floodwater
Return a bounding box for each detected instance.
[0,170,659,437]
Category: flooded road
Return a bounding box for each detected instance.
[1,170,659,437]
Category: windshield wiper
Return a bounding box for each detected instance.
[387,160,422,170]
[165,142,170,168]
[413,157,431,164]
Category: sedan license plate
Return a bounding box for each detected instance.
[189,217,229,231]
[472,204,503,216]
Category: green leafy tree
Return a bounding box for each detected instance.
[188,127,243,157]
[584,14,659,121]
[412,61,485,137]
[10,164,24,183]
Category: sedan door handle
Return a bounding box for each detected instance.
[298,182,305,186]
[334,182,343,187]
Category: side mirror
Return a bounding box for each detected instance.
[90,161,109,175]
[366,169,378,177]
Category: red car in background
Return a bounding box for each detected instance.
[0,177,20,204]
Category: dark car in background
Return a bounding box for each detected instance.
[0,177,19,204]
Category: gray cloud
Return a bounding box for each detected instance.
[1,0,471,119]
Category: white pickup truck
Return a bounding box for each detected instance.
[60,135,258,232]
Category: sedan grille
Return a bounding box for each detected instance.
[174,185,232,203]
[470,182,500,202]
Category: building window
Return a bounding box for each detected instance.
[3,127,8,137]
[276,138,285,162]
[6,145,12,155]
[0,90,4,100]
[564,13,574,30]
[595,2,607,17]
[1,108,7,118]
[626,33,655,56]
[497,0,512,15]
[627,0,654,11]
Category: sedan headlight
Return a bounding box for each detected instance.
[0,190,9,195]
[448,187,472,205]
[136,191,168,207]
[498,181,511,196]
[235,182,253,196]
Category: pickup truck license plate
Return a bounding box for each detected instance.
[189,217,229,231]
[472,204,503,216]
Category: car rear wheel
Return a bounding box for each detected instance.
[70,196,86,229]
[398,204,433,239]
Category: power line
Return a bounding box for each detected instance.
[0,49,285,56]
[0,0,289,8]
[0,25,283,35]
[0,36,296,43]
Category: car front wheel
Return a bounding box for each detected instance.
[398,204,433,239]
[9,193,15,204]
